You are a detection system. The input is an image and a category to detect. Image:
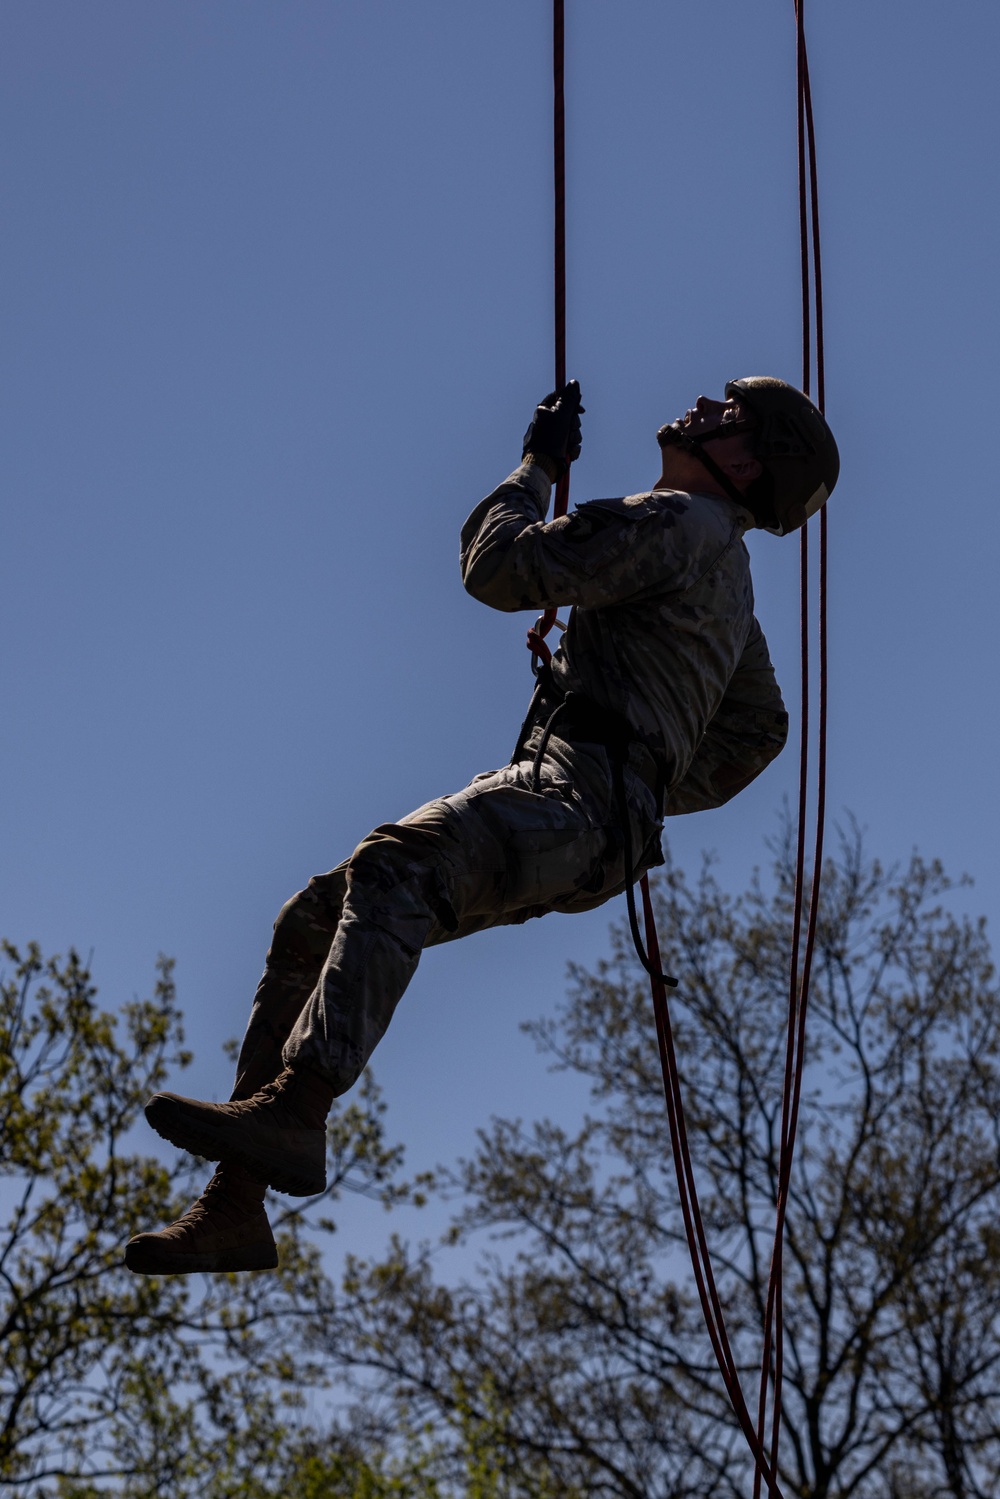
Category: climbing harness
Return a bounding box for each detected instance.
[518,4,832,1496]
[512,668,677,990]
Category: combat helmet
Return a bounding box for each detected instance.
[658,375,839,534]
[725,377,839,534]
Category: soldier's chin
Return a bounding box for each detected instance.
[657,422,686,448]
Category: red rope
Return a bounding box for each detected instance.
[639,4,829,1488]
[528,6,829,1491]
[530,4,783,1492]
[641,882,786,1492]
[552,0,566,397]
[753,6,829,1494]
[526,0,569,669]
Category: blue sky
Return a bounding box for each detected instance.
[2,0,999,1243]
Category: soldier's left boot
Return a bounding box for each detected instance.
[123,1165,277,1274]
[144,1065,335,1197]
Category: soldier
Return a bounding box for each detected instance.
[125,376,839,1274]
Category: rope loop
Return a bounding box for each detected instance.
[753,4,829,1493]
[526,5,829,1493]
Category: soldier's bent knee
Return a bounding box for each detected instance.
[346,821,459,936]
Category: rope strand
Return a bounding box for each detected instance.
[755,5,829,1493]
[530,7,829,1493]
[526,0,569,669]
[553,0,566,395]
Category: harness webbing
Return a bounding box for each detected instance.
[523,6,832,1495]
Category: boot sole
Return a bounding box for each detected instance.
[124,1239,279,1275]
[145,1094,326,1198]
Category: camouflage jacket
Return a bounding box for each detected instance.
[460,460,788,815]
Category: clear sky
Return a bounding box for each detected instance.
[2,1,999,1247]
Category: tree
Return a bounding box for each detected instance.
[8,822,1000,1498]
[320,827,1000,1499]
[0,941,409,1497]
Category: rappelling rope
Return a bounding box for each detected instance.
[523,0,676,996]
[754,5,829,1492]
[525,4,831,1495]
[526,0,569,666]
[522,5,805,1494]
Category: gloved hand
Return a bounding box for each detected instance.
[521,379,584,477]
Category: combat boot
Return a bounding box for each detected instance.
[144,1065,334,1197]
[124,1166,277,1274]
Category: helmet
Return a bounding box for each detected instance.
[657,376,839,535]
[725,377,839,535]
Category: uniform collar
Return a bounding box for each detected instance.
[658,486,756,532]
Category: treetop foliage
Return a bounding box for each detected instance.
[4,822,1000,1497]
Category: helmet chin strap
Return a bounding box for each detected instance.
[659,423,752,511]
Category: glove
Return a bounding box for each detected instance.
[521,379,584,477]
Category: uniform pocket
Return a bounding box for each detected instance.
[502,823,608,914]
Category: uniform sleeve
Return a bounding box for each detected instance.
[460,462,685,613]
[667,618,788,816]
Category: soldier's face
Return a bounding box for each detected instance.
[674,395,748,438]
[656,394,762,499]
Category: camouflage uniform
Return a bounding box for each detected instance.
[232,461,787,1100]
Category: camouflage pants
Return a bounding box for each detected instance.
[231,737,662,1099]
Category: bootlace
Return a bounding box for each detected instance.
[222,1069,295,1118]
[174,1193,217,1229]
[191,1169,264,1221]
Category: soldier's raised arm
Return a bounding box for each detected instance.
[461,382,709,612]
[460,456,683,613]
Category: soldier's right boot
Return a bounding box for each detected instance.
[123,1165,277,1275]
[144,1065,334,1197]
